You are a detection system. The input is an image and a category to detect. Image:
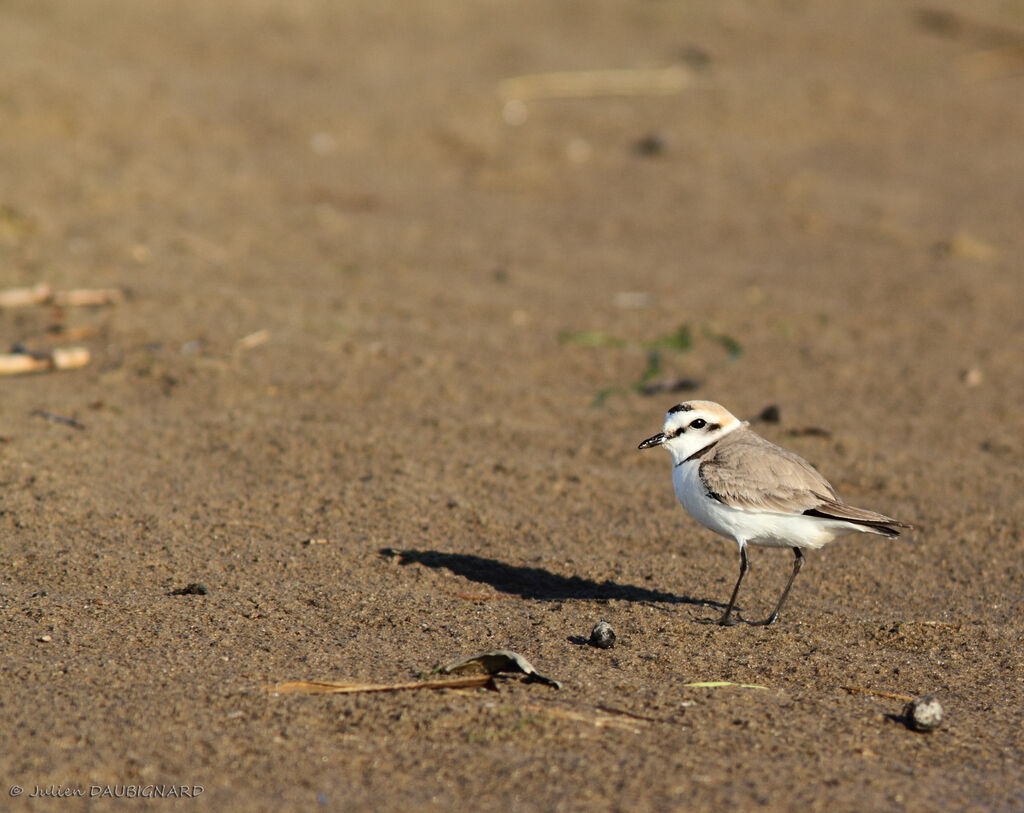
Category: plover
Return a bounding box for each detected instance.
[638,400,911,626]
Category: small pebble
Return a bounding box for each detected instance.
[904,695,944,732]
[756,404,781,424]
[679,44,713,70]
[632,133,666,157]
[589,620,616,649]
[170,583,208,596]
[961,368,983,387]
[641,376,702,396]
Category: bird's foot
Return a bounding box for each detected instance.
[695,610,742,627]
[695,608,783,627]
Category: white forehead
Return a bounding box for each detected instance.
[662,400,738,430]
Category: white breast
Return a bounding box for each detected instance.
[671,460,862,550]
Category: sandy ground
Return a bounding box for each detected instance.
[1,1,1023,810]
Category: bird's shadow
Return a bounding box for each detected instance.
[380,547,722,610]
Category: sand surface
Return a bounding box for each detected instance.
[2,2,1022,810]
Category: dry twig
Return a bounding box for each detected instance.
[842,685,915,702]
[499,66,692,103]
[0,283,124,308]
[267,675,494,695]
[0,347,90,375]
[235,329,269,351]
[31,410,86,430]
[682,681,769,690]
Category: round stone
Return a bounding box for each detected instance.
[589,620,616,649]
[904,695,944,732]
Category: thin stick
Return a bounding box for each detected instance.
[0,283,51,307]
[267,675,494,695]
[52,347,91,369]
[0,354,47,375]
[52,288,126,307]
[0,284,124,308]
[235,329,269,351]
[682,681,769,690]
[841,685,914,702]
[499,66,691,103]
[0,347,90,375]
[31,410,86,430]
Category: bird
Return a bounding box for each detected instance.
[638,400,911,626]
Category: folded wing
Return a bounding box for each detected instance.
[699,428,910,536]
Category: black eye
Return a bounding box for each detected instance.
[690,418,707,429]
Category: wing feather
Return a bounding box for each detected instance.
[698,428,910,535]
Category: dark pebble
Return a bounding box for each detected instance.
[756,404,781,423]
[170,583,208,596]
[632,133,666,157]
[904,695,943,732]
[590,620,616,649]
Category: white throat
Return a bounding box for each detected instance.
[666,419,745,467]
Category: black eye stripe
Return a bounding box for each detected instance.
[673,419,720,437]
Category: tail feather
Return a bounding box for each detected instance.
[804,499,912,538]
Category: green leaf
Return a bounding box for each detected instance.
[633,350,663,390]
[659,323,693,352]
[703,328,742,360]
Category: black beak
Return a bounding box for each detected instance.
[638,432,667,450]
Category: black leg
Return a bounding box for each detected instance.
[698,546,749,626]
[748,547,804,627]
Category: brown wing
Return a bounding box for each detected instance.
[698,427,838,513]
[698,428,910,535]
[803,499,912,536]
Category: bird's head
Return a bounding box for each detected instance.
[638,400,745,465]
